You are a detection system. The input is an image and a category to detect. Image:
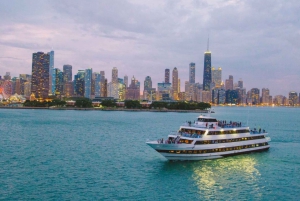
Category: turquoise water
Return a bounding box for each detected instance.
[0,107,299,200]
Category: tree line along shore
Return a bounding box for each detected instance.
[1,98,211,112]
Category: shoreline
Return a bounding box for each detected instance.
[0,106,209,113]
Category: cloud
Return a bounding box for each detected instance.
[0,0,300,95]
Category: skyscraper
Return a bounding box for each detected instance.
[74,70,85,97]
[250,88,260,105]
[165,69,170,83]
[84,68,92,99]
[212,67,222,88]
[289,91,298,106]
[31,52,50,99]
[94,72,101,97]
[189,63,195,84]
[63,65,72,82]
[48,50,55,95]
[144,76,152,91]
[225,75,233,91]
[55,68,64,96]
[124,75,128,88]
[126,76,140,100]
[111,67,119,99]
[172,67,178,100]
[238,79,243,88]
[203,39,211,91]
[100,71,105,97]
[262,88,270,105]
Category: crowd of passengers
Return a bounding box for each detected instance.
[218,120,242,128]
[157,136,182,144]
[251,128,266,133]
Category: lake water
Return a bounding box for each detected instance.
[0,107,299,200]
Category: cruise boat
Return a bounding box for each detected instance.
[146,114,271,161]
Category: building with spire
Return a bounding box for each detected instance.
[203,38,212,91]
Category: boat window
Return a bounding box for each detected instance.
[194,136,266,145]
[157,142,269,154]
[197,118,217,122]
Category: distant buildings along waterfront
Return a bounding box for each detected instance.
[0,45,299,107]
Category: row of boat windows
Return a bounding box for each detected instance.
[207,129,250,135]
[157,143,269,154]
[180,129,251,135]
[194,136,265,145]
[197,118,217,122]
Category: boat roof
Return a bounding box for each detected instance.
[197,115,216,119]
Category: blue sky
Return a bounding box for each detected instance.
[0,0,299,96]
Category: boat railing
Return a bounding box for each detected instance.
[250,130,267,134]
[169,131,180,136]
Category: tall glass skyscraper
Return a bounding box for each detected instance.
[189,63,195,84]
[84,68,92,98]
[48,50,55,95]
[165,69,170,83]
[212,67,222,88]
[203,40,211,91]
[55,68,64,96]
[63,65,72,82]
[111,67,119,99]
[144,76,152,91]
[31,52,50,99]
[74,70,85,97]
[94,72,101,97]
[172,67,178,100]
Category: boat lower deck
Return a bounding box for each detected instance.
[162,146,270,161]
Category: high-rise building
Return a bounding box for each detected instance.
[104,78,107,97]
[31,52,50,99]
[289,91,298,106]
[84,68,92,99]
[48,50,55,95]
[124,75,128,88]
[4,72,11,80]
[203,40,211,91]
[144,76,152,91]
[225,75,233,91]
[157,83,172,100]
[126,76,140,100]
[225,90,238,105]
[262,88,270,105]
[165,69,170,83]
[250,88,260,105]
[94,72,101,97]
[55,68,64,97]
[100,71,105,97]
[238,79,243,88]
[236,88,247,105]
[15,78,21,95]
[189,63,195,84]
[74,70,85,97]
[212,67,222,88]
[111,67,119,99]
[63,65,72,82]
[172,67,178,100]
[64,81,73,97]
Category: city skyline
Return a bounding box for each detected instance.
[0,0,300,96]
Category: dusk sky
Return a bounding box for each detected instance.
[0,0,299,96]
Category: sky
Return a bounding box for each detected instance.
[0,0,300,96]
